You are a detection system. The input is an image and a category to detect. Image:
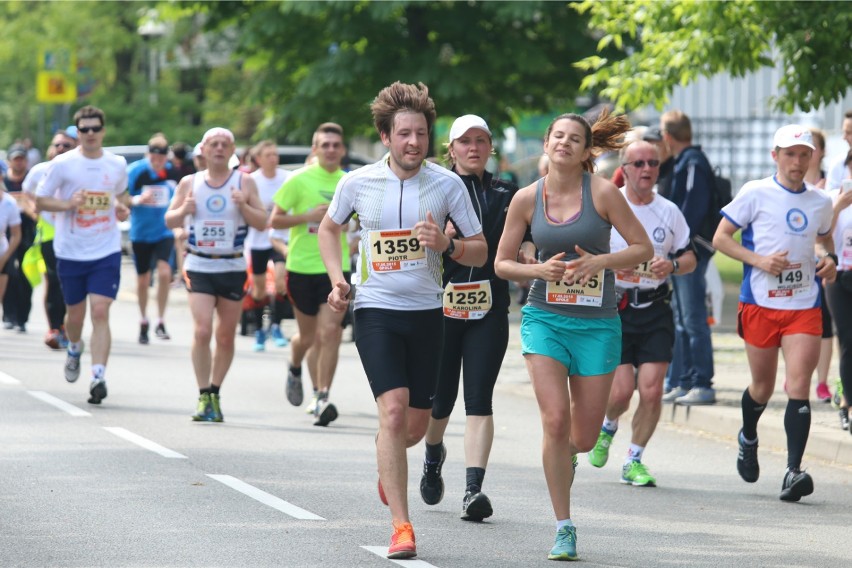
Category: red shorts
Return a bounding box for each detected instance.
[737,302,822,348]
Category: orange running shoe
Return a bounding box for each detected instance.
[387,520,416,559]
[378,479,388,506]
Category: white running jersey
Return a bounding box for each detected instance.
[328,159,483,311]
[185,170,248,273]
[247,168,289,250]
[611,188,690,298]
[830,188,852,271]
[0,192,22,257]
[23,161,57,226]
[35,147,127,261]
[721,175,833,309]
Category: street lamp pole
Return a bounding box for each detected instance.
[137,10,166,106]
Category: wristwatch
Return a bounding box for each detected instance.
[824,252,838,265]
[671,258,680,274]
[445,238,455,256]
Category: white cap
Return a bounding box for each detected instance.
[773,124,815,150]
[449,114,491,143]
[193,142,202,156]
[201,127,235,145]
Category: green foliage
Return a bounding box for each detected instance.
[575,0,852,113]
[197,1,604,143]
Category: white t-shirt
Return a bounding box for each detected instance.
[0,192,22,257]
[247,168,289,250]
[826,155,850,191]
[328,159,483,311]
[611,188,691,305]
[829,188,852,271]
[721,175,833,310]
[35,148,127,261]
[23,161,56,226]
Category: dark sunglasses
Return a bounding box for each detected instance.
[148,146,169,155]
[624,159,660,168]
[53,142,73,149]
[78,126,103,134]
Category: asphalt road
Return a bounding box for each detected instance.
[2,261,851,567]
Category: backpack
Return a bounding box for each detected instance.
[695,166,732,253]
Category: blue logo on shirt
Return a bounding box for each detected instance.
[206,194,227,213]
[652,227,666,243]
[786,208,808,232]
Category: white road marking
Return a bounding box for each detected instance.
[206,474,325,520]
[361,546,439,567]
[103,427,187,459]
[27,391,91,417]
[0,371,21,385]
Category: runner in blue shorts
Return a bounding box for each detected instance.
[494,110,652,561]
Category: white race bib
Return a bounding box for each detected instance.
[546,270,605,307]
[142,184,170,207]
[443,280,492,320]
[195,219,235,248]
[767,261,812,298]
[369,228,426,272]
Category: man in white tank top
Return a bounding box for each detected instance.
[166,127,268,422]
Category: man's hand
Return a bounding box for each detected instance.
[327,280,351,313]
[415,211,450,252]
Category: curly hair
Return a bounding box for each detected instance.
[545,108,631,173]
[371,82,436,137]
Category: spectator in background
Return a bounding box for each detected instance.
[2,143,35,332]
[192,142,207,172]
[610,126,648,188]
[659,110,717,406]
[170,142,196,178]
[643,127,674,198]
[826,110,852,190]
[24,138,42,169]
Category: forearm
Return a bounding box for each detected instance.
[451,236,487,268]
[271,211,312,230]
[241,204,268,231]
[603,242,654,271]
[816,234,835,256]
[164,209,185,229]
[318,220,346,285]
[35,196,72,213]
[714,233,761,266]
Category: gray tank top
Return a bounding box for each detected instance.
[527,173,617,318]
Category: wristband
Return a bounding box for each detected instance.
[131,195,142,206]
[824,252,838,266]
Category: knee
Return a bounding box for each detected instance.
[639,381,664,405]
[406,412,430,446]
[541,411,571,443]
[194,323,213,345]
[90,303,110,324]
[317,322,343,345]
[215,329,236,351]
[381,402,408,433]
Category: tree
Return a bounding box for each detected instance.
[197,1,609,143]
[574,0,852,113]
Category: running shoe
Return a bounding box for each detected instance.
[313,399,338,427]
[286,366,303,406]
[419,443,446,505]
[253,329,266,352]
[210,392,224,422]
[192,393,216,422]
[548,525,578,561]
[832,378,843,409]
[44,329,63,350]
[587,430,614,468]
[139,321,149,344]
[387,521,416,559]
[839,408,849,431]
[87,378,108,405]
[2,320,14,330]
[779,468,814,502]
[304,390,319,415]
[155,323,170,340]
[270,324,289,347]
[737,429,760,483]
[461,490,493,521]
[620,461,657,487]
[815,382,831,403]
[64,342,84,383]
[377,478,388,506]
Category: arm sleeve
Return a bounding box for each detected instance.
[327,174,356,225]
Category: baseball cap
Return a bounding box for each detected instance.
[7,144,26,159]
[449,115,491,144]
[773,124,815,150]
[201,127,235,145]
[65,126,78,140]
[642,127,663,142]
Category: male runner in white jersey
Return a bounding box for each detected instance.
[714,125,836,502]
[35,105,130,405]
[248,140,290,351]
[318,82,487,560]
[587,140,696,486]
[165,127,267,422]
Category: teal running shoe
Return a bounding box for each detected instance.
[192,393,216,422]
[548,525,578,561]
[270,324,289,347]
[587,430,614,468]
[621,461,657,487]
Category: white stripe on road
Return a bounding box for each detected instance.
[0,371,21,385]
[103,427,187,459]
[206,474,325,520]
[361,546,440,567]
[28,391,91,417]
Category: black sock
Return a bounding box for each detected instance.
[784,398,810,470]
[210,384,220,395]
[200,387,212,395]
[290,365,301,376]
[466,467,486,493]
[425,441,443,462]
[273,295,287,324]
[254,306,265,329]
[741,388,766,440]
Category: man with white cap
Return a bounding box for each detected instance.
[713,124,836,502]
[166,127,267,422]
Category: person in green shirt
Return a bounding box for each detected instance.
[270,123,350,426]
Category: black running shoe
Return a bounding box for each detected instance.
[419,443,446,505]
[461,490,493,521]
[736,429,759,483]
[139,322,150,345]
[88,379,108,405]
[313,399,338,427]
[779,468,814,502]
[840,408,849,431]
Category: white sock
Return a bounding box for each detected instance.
[602,416,619,433]
[92,365,106,381]
[627,443,644,462]
[69,341,82,354]
[556,518,574,530]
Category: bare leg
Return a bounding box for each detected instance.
[88,294,113,366]
[189,292,216,389]
[155,260,171,320]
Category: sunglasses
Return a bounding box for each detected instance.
[624,159,660,168]
[78,126,103,134]
[53,142,73,149]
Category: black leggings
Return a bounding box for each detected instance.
[432,310,509,419]
[826,275,852,405]
[41,241,66,330]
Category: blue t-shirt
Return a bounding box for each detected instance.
[127,158,181,243]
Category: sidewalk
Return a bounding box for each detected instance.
[496,283,852,467]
